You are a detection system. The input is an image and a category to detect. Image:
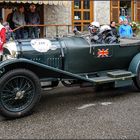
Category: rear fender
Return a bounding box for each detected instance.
[128,53,140,75]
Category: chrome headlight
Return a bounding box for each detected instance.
[3,41,18,59]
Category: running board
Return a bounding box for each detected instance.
[89,72,135,84]
[107,70,132,78]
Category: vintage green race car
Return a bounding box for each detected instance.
[1,36,140,118]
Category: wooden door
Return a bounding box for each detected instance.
[110,0,120,23]
[131,0,134,21]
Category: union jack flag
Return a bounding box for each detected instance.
[97,49,109,58]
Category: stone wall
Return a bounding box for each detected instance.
[44,2,72,38]
[94,1,110,25]
[43,1,111,37]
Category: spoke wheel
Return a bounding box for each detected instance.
[0,69,41,118]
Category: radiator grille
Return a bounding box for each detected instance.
[47,57,62,68]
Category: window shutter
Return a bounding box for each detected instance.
[136,0,140,22]
[131,0,134,21]
[110,0,120,23]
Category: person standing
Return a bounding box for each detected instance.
[26,4,40,38]
[3,22,13,41]
[119,19,133,38]
[110,21,119,38]
[12,5,26,39]
[0,17,6,56]
[6,9,15,30]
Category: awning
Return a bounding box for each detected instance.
[0,0,69,6]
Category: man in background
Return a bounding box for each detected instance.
[12,5,25,39]
[6,8,16,30]
[26,4,40,38]
[110,21,119,38]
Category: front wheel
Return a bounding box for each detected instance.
[0,69,41,118]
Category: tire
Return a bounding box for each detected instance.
[133,73,140,90]
[0,69,41,118]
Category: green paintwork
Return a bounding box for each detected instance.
[0,58,94,83]
[2,37,140,86]
[63,37,140,73]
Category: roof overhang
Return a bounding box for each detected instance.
[0,0,69,6]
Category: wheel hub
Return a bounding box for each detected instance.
[15,91,25,100]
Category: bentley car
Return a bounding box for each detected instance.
[1,35,140,118]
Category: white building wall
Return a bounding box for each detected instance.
[44,2,72,37]
[94,1,110,25]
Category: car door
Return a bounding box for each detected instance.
[64,37,118,74]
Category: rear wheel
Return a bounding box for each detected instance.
[0,69,41,118]
[133,69,140,90]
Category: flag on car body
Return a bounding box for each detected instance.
[97,49,109,58]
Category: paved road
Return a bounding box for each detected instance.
[0,84,140,139]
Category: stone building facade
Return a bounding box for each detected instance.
[94,1,110,24]
[43,0,140,37]
[1,0,140,37]
[44,3,72,37]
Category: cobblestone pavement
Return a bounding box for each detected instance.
[0,84,140,139]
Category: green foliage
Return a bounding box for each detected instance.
[131,21,140,37]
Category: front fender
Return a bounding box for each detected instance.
[0,58,91,82]
[0,58,64,79]
[128,53,140,75]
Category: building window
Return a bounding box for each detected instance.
[110,0,134,23]
[72,0,93,31]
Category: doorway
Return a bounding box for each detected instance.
[1,3,44,37]
[120,0,132,22]
[110,0,134,23]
